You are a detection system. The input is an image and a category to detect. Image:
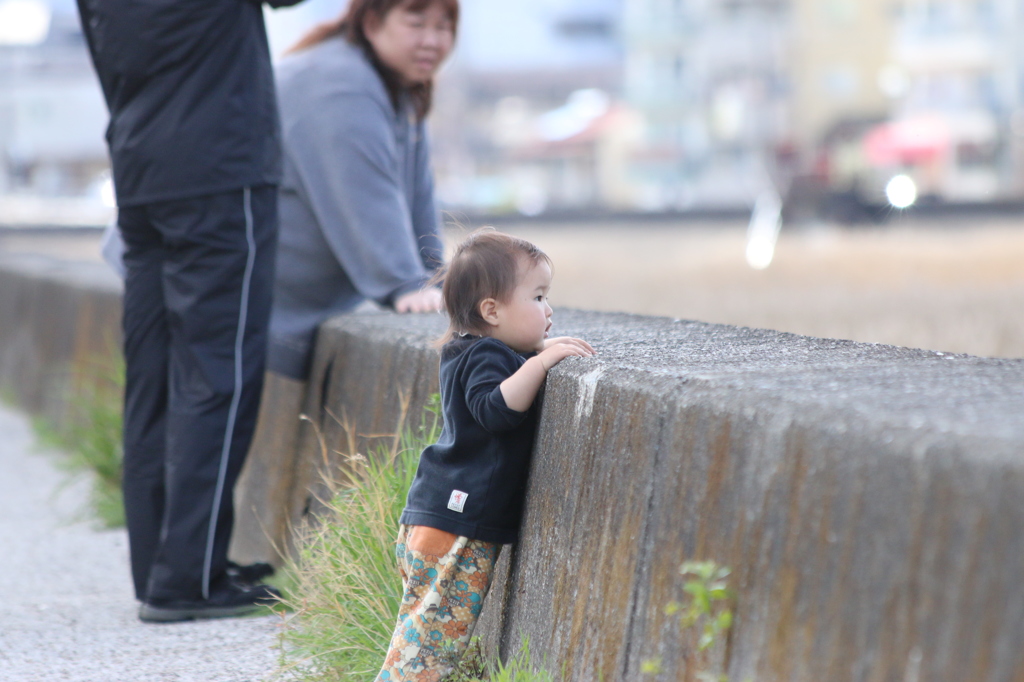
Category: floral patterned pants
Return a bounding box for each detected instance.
[375,525,501,682]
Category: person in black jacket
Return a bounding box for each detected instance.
[376,229,595,681]
[76,0,302,622]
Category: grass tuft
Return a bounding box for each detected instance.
[278,394,561,681]
[35,357,125,529]
[488,640,556,682]
[277,396,441,681]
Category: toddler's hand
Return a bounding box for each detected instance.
[538,337,596,371]
[501,336,596,411]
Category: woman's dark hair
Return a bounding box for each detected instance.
[287,0,459,121]
[438,229,551,345]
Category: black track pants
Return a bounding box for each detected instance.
[118,186,277,602]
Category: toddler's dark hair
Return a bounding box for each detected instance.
[438,228,550,345]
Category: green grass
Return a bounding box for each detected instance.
[277,396,442,681]
[487,640,556,682]
[443,638,556,682]
[278,395,561,682]
[35,357,125,529]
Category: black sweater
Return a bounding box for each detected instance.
[401,336,538,544]
[76,0,301,206]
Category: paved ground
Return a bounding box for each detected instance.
[0,404,285,682]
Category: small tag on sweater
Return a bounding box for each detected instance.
[447,490,468,513]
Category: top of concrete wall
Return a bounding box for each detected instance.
[324,308,1024,456]
[318,307,1024,681]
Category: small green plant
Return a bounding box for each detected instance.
[487,639,556,682]
[640,658,663,675]
[644,560,735,682]
[442,638,488,681]
[670,561,734,652]
[36,356,125,528]
[444,637,556,682]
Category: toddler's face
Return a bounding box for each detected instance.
[489,259,553,353]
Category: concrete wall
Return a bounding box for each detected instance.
[4,257,1024,681]
[232,313,445,564]
[483,311,1024,682]
[0,255,122,428]
[294,311,1024,682]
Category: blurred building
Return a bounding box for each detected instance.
[621,0,791,210]
[6,0,1024,219]
[0,0,108,199]
[429,0,627,215]
[800,0,1024,215]
[621,0,898,211]
[886,0,1024,201]
[789,0,893,155]
[893,0,1012,116]
[619,0,1024,214]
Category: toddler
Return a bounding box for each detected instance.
[375,229,595,681]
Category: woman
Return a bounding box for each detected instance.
[228,0,458,567]
[267,0,458,380]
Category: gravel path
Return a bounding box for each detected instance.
[0,405,286,682]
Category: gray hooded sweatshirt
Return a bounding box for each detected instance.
[268,37,443,379]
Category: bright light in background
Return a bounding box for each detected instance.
[746,237,775,270]
[99,176,116,208]
[746,189,783,270]
[886,174,917,209]
[538,89,610,142]
[0,0,51,46]
[877,65,909,99]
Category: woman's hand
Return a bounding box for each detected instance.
[395,287,443,313]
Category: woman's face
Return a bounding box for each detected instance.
[364,2,455,85]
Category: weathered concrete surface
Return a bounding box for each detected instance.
[308,310,1024,682]
[230,371,308,565]
[288,312,446,524]
[6,254,1024,681]
[498,311,1024,682]
[228,312,448,566]
[0,255,122,428]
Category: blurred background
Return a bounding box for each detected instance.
[1,0,1022,357]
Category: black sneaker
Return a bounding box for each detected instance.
[138,581,281,623]
[226,560,275,585]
